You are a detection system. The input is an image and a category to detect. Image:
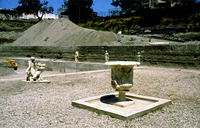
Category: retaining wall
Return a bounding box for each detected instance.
[0,45,199,67]
[11,58,110,73]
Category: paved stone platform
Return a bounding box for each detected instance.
[72,92,171,120]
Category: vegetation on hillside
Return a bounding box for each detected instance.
[78,1,200,42]
[0,19,38,45]
[0,19,38,32]
[80,13,200,34]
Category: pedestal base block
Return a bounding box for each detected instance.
[22,80,51,83]
[111,100,135,107]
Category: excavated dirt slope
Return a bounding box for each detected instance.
[10,18,118,46]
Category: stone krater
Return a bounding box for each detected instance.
[72,61,171,120]
[105,61,139,102]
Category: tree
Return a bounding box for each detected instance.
[111,0,143,14]
[16,0,54,20]
[63,0,93,23]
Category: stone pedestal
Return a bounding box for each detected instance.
[118,91,126,101]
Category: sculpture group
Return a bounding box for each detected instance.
[26,57,46,82]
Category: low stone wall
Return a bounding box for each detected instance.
[12,58,110,73]
[0,45,199,67]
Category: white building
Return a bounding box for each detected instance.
[57,7,67,16]
[20,13,58,20]
[142,0,196,9]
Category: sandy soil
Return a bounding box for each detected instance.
[0,66,199,128]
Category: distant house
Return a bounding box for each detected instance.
[19,13,58,20]
[57,7,69,18]
[57,7,67,16]
[42,13,59,19]
[142,0,196,9]
[0,8,59,20]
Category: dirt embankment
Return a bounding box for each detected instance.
[2,18,199,46]
[8,19,120,46]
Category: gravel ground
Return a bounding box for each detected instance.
[0,61,16,77]
[0,66,200,128]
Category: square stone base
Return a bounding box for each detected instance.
[22,80,51,83]
[72,92,171,120]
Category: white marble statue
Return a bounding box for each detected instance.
[105,50,109,62]
[75,51,79,62]
[117,31,122,42]
[137,52,141,66]
[26,57,46,82]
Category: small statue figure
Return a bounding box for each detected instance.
[26,57,46,81]
[117,31,122,42]
[105,50,109,62]
[75,51,79,62]
[137,52,141,67]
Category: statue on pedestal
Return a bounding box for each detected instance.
[75,51,79,62]
[26,57,46,82]
[105,50,109,62]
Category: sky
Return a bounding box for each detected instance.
[0,0,116,15]
[1,0,199,16]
